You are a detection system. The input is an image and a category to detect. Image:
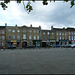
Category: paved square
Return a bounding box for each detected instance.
[0,48,75,74]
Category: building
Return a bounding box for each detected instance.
[6,24,22,48]
[6,24,42,48]
[1,23,75,49]
[0,26,6,49]
[22,24,42,48]
[52,26,75,45]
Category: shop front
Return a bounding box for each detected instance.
[22,40,27,48]
[50,40,56,46]
[7,40,21,48]
[33,40,42,47]
[59,40,68,45]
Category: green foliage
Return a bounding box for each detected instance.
[17,0,22,3]
[70,0,75,8]
[0,0,75,13]
[43,0,48,5]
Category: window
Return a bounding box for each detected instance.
[60,36,61,40]
[43,32,45,34]
[17,35,20,39]
[57,32,58,35]
[72,36,73,40]
[2,36,5,40]
[65,32,67,35]
[47,32,50,35]
[43,36,45,39]
[37,35,39,40]
[37,30,39,33]
[52,32,54,35]
[62,36,64,39]
[34,35,36,40]
[29,35,32,39]
[60,32,61,35]
[69,32,70,35]
[69,36,71,40]
[48,36,50,40]
[13,35,15,39]
[12,30,15,32]
[29,30,32,33]
[2,42,4,46]
[34,30,36,33]
[8,35,11,39]
[2,31,4,34]
[17,30,20,32]
[52,36,54,39]
[72,32,73,35]
[57,36,59,41]
[74,36,75,40]
[23,34,26,39]
[65,35,67,40]
[8,29,11,32]
[62,32,64,35]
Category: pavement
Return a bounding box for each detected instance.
[0,48,75,74]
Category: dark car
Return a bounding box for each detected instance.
[26,45,35,48]
[53,45,61,47]
[7,45,16,49]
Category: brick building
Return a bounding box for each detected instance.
[2,23,75,48]
[0,26,6,49]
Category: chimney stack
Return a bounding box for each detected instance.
[30,24,32,27]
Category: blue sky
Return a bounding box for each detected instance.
[0,1,75,30]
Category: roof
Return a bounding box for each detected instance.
[0,26,5,30]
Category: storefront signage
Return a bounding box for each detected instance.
[11,40,16,42]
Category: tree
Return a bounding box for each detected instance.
[0,0,75,14]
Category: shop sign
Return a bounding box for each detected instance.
[11,40,16,42]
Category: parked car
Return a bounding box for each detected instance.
[71,44,75,48]
[47,44,52,47]
[64,44,71,48]
[53,45,61,48]
[7,45,16,49]
[26,45,35,48]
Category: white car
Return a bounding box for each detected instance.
[71,44,75,48]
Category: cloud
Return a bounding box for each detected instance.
[0,1,75,30]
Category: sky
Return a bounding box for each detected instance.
[0,1,75,30]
